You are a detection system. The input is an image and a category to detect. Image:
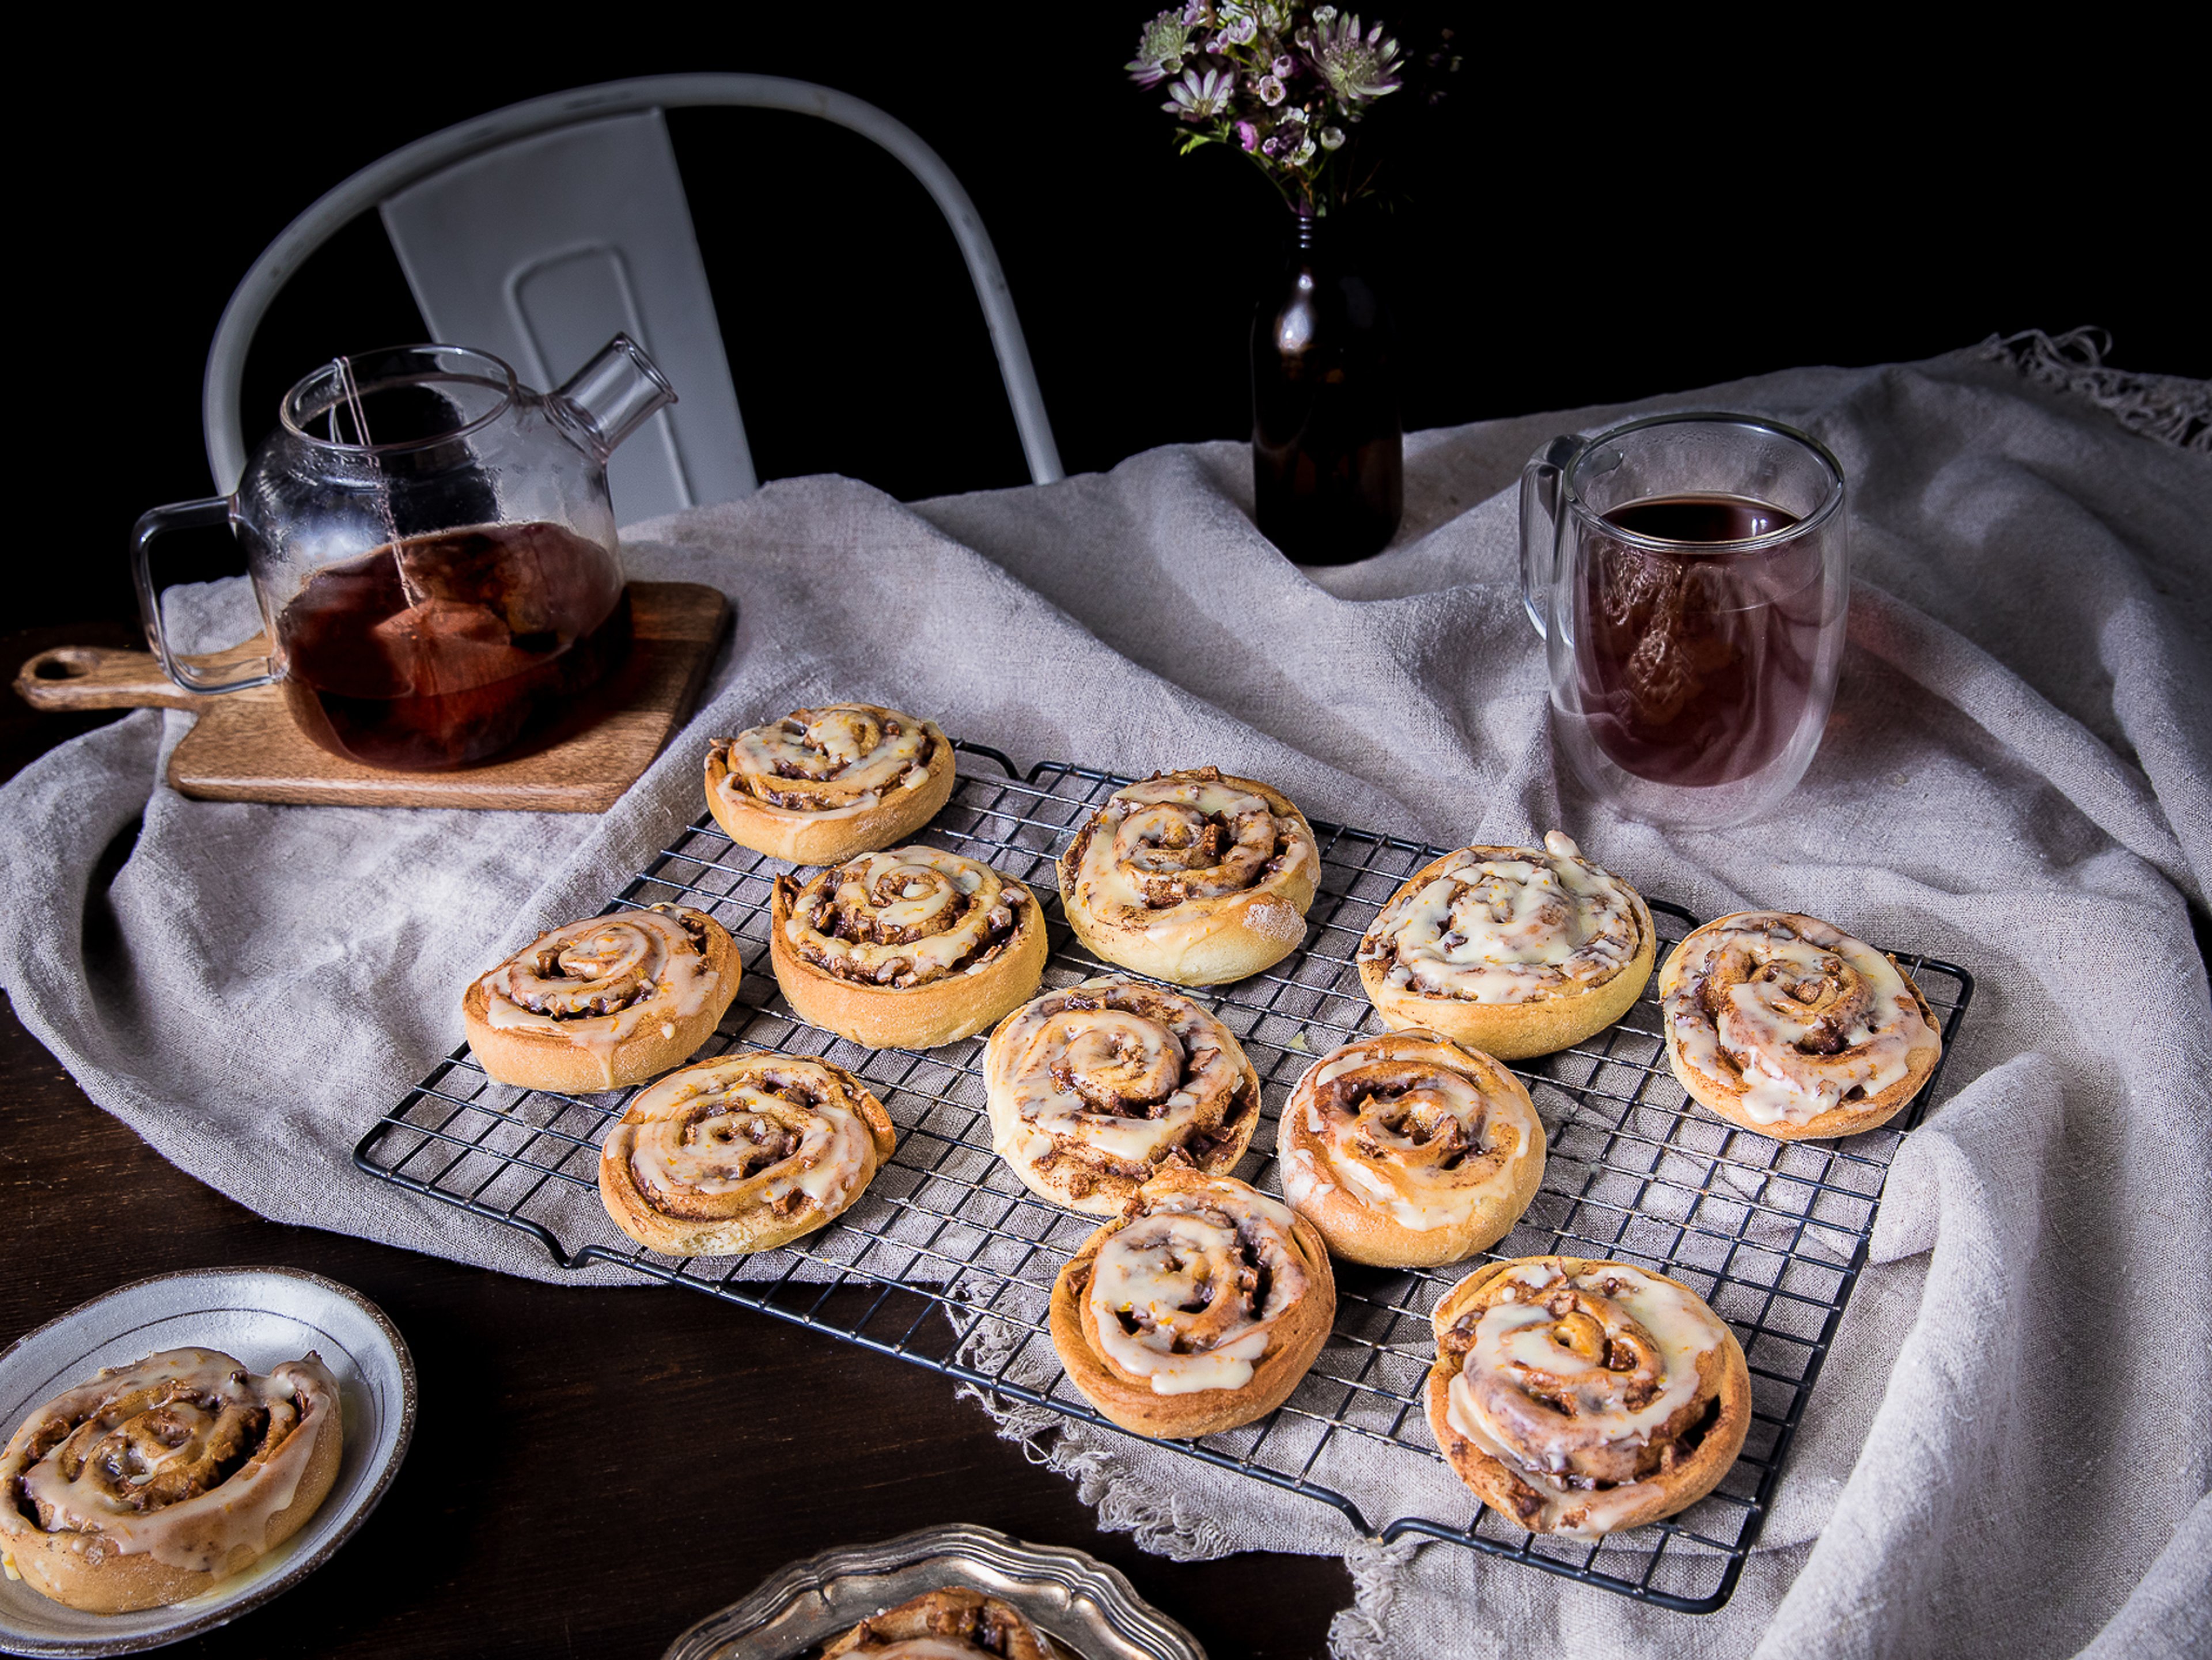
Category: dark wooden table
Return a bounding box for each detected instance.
[0,630,1347,1659]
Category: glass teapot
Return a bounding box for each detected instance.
[132,336,676,772]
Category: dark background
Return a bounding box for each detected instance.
[17,13,2205,631]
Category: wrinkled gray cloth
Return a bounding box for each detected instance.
[3,343,2207,1656]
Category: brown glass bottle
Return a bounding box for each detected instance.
[1251,213,1403,564]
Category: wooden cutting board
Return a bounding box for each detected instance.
[12,581,730,812]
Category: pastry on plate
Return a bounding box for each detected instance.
[464,904,739,1094]
[1659,909,1942,1139]
[1049,1165,1334,1439]
[597,1051,896,1255]
[1056,767,1317,986]
[706,702,956,865]
[821,1586,1055,1659]
[0,1347,344,1613]
[984,976,1263,1215]
[1276,1029,1545,1267]
[770,846,1047,1049]
[1425,1256,1749,1536]
[1357,832,1654,1058]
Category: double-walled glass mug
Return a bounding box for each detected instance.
[132,336,676,772]
[1520,412,1849,830]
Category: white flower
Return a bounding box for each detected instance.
[1125,10,1195,86]
[1280,101,1308,123]
[1308,11,1403,104]
[1258,73,1287,104]
[1272,54,1294,75]
[1319,124,1346,149]
[1163,66,1237,120]
[1224,13,1258,44]
[1313,4,1338,21]
[1289,135,1317,166]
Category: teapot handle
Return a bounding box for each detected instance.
[1518,434,1584,642]
[130,498,278,693]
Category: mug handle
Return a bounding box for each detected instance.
[1518,434,1584,641]
[130,498,277,693]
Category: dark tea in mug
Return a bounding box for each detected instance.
[1574,494,1825,789]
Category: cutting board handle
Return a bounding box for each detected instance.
[14,636,274,712]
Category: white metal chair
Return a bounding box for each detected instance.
[202,74,1063,518]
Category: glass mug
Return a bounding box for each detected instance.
[132,336,675,772]
[1520,412,1849,829]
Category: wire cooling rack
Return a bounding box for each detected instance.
[355,745,1973,1614]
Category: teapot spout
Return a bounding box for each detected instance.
[551,333,677,461]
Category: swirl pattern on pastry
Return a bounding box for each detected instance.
[597,1052,896,1256]
[1659,910,1941,1136]
[985,976,1262,1214]
[1057,767,1319,986]
[705,703,954,863]
[0,1348,344,1612]
[464,904,737,1091]
[1426,1257,1750,1537]
[1049,1167,1335,1438]
[1357,832,1654,1058]
[821,1587,1054,1659]
[1277,1029,1545,1266]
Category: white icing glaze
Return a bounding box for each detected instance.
[477,906,720,1086]
[1662,912,1939,1125]
[785,847,1024,989]
[1087,1180,1307,1395]
[618,1056,880,1222]
[1442,1263,1730,1536]
[715,703,937,815]
[1288,1032,1541,1231]
[0,1348,338,1574]
[987,979,1251,1169]
[1359,833,1641,1005]
[1065,771,1315,928]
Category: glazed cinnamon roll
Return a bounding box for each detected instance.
[1056,767,1318,986]
[597,1051,896,1255]
[1425,1257,1750,1536]
[984,976,1263,1215]
[0,1348,344,1613]
[1660,911,1942,1139]
[1357,832,1654,1059]
[1276,1030,1545,1267]
[1049,1166,1335,1439]
[706,702,956,865]
[770,846,1047,1049]
[821,1587,1054,1659]
[463,904,740,1093]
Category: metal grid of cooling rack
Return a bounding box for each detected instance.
[355,744,1974,1615]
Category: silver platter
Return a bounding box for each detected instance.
[661,1523,1207,1660]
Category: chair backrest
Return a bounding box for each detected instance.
[202,74,1063,511]
[378,108,750,521]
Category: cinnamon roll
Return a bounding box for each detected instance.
[705,702,955,865]
[597,1051,896,1255]
[1660,911,1942,1139]
[1049,1166,1335,1439]
[0,1348,344,1613]
[1056,767,1318,986]
[1425,1257,1750,1536]
[984,976,1263,1215]
[1276,1030,1545,1267]
[821,1587,1055,1659]
[463,904,740,1093]
[770,846,1047,1049]
[1357,832,1654,1059]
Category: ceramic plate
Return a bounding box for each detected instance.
[0,1267,415,1657]
[661,1523,1207,1660]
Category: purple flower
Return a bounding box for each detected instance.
[1257,73,1287,105]
[1223,12,1258,44]
[1272,55,1294,76]
[1308,12,1404,104]
[1125,9,1195,86]
[1237,120,1261,151]
[1163,66,1237,120]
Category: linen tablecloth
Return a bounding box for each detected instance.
[4,335,2207,1655]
